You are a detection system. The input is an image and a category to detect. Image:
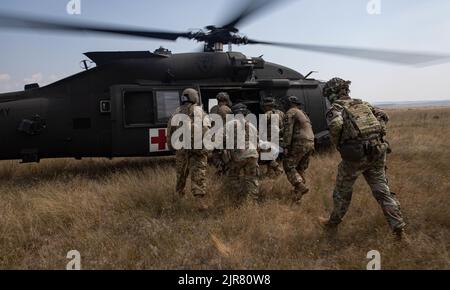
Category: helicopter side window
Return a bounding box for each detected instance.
[123,91,154,126]
[156,90,180,124]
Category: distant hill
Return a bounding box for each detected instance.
[374,100,450,108]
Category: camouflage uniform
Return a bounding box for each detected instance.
[224,104,260,201]
[262,97,285,177]
[210,92,232,122]
[174,149,208,197]
[167,88,210,198]
[209,92,232,175]
[323,78,406,235]
[282,96,315,201]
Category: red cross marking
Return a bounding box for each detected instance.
[151,129,167,151]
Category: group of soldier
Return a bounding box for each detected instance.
[166,78,407,242]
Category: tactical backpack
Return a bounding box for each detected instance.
[336,99,386,161]
[339,99,382,140]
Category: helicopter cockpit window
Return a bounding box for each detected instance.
[156,90,180,123]
[124,91,154,126]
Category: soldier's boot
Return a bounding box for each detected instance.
[291,193,302,205]
[268,162,284,178]
[194,195,209,211]
[318,217,338,238]
[274,166,284,177]
[175,179,187,199]
[292,183,309,205]
[171,189,186,203]
[176,189,186,198]
[299,172,306,184]
[245,195,259,207]
[393,227,411,245]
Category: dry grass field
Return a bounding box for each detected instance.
[0,107,449,270]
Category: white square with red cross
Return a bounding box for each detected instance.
[149,128,169,152]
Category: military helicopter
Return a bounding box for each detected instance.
[0,0,448,163]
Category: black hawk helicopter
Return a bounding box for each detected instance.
[0,0,448,163]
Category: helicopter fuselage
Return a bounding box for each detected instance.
[0,51,329,163]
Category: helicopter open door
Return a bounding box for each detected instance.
[110,85,194,157]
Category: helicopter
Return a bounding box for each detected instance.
[0,0,448,163]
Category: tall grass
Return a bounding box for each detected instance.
[0,107,448,269]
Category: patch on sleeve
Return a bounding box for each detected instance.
[284,111,294,124]
[326,109,340,122]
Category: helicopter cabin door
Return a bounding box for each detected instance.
[110,85,190,157]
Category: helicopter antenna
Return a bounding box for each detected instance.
[79,59,93,70]
[304,71,318,79]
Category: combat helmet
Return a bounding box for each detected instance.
[216,92,232,107]
[181,88,199,104]
[322,77,351,103]
[231,103,249,115]
[287,95,303,106]
[262,96,275,106]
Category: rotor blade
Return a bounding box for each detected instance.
[220,0,291,29]
[0,12,191,41]
[247,39,450,66]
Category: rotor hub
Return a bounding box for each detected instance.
[197,26,248,51]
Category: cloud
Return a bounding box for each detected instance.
[24,73,44,84]
[0,82,21,94]
[0,74,11,82]
[23,73,61,86]
[0,73,61,93]
[48,74,60,82]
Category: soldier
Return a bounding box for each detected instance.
[210,92,232,122]
[209,92,232,175]
[167,88,210,210]
[261,96,285,177]
[282,96,315,204]
[319,77,407,241]
[224,103,260,203]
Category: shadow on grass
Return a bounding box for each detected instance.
[0,157,175,187]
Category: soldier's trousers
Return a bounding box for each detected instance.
[329,152,406,231]
[176,149,208,197]
[226,157,260,201]
[266,160,284,177]
[210,150,228,175]
[283,142,315,192]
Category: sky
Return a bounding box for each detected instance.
[0,0,449,102]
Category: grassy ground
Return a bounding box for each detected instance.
[0,107,449,269]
